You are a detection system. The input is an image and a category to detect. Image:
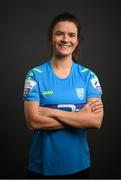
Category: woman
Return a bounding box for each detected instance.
[23,12,104,179]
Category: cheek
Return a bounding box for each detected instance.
[51,38,60,47]
[74,40,78,47]
[51,41,59,52]
[71,41,78,48]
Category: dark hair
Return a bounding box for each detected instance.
[48,12,81,61]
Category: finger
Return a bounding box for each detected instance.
[92,106,103,112]
[85,101,96,107]
[88,100,102,106]
[90,102,103,109]
[92,104,103,109]
[91,104,103,110]
[84,101,103,112]
[92,108,103,113]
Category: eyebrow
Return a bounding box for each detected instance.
[55,31,77,36]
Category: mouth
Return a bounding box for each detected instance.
[58,44,71,48]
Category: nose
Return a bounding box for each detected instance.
[61,34,69,43]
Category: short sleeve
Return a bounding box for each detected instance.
[86,71,102,99]
[23,70,40,101]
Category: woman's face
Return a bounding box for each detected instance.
[51,21,78,58]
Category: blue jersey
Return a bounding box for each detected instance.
[23,61,102,175]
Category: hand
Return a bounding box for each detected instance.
[89,100,103,113]
[38,107,54,117]
[82,100,103,113]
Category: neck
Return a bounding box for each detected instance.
[51,55,73,70]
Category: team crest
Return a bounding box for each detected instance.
[76,88,84,100]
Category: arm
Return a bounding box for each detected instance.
[24,101,65,130]
[39,98,104,129]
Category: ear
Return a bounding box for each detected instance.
[48,36,52,43]
[75,39,79,47]
[77,37,80,44]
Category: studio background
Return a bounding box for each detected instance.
[1,0,121,178]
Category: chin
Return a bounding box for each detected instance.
[56,53,71,58]
[58,51,72,56]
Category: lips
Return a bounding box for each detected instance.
[58,44,71,48]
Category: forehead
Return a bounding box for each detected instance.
[53,21,78,33]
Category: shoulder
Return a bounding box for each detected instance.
[75,63,98,81]
[26,61,49,79]
[75,63,102,95]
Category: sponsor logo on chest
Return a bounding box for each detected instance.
[42,90,54,95]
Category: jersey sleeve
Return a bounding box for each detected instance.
[23,69,40,101]
[86,71,102,99]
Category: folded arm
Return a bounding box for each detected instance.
[39,98,104,129]
[24,98,104,130]
[24,101,65,130]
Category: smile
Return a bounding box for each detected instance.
[58,44,71,48]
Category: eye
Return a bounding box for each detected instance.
[69,33,76,37]
[55,32,63,36]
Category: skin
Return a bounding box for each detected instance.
[38,99,103,129]
[24,21,104,130]
[51,21,78,59]
[50,21,79,78]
